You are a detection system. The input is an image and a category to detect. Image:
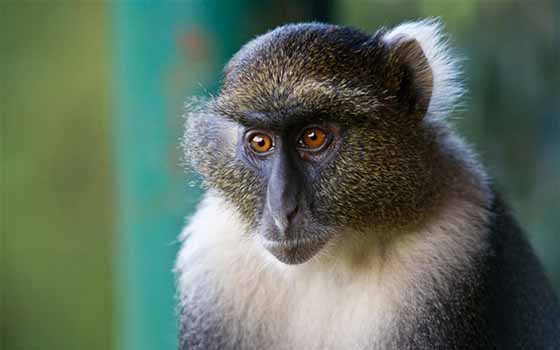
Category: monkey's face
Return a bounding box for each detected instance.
[238,121,345,264]
[185,112,348,264]
[184,23,437,264]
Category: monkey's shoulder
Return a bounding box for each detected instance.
[484,196,560,348]
[175,194,246,349]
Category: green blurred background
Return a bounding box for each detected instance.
[2,1,559,350]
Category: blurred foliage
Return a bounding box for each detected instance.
[1,1,558,350]
[2,3,114,350]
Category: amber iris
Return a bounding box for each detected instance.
[249,133,273,153]
[300,128,327,149]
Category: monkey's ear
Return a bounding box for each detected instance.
[382,19,464,120]
[384,35,433,119]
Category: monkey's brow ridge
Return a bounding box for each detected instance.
[218,79,378,127]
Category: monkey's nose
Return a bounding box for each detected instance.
[270,203,300,233]
[266,149,303,234]
[286,204,299,223]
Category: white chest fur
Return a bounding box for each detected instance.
[176,188,490,349]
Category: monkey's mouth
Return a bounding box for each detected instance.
[259,236,327,265]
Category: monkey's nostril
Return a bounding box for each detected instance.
[286,205,299,224]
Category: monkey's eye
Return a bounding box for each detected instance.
[298,127,327,150]
[248,132,273,154]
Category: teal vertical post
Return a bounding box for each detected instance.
[112,2,251,350]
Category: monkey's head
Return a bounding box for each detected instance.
[184,21,463,264]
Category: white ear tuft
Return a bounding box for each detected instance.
[383,19,465,120]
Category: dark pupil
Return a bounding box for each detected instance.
[254,136,265,147]
[308,132,317,140]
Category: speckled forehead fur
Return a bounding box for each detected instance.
[215,23,404,125]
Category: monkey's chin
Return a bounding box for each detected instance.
[260,238,327,265]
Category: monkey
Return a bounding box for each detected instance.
[175,19,560,349]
